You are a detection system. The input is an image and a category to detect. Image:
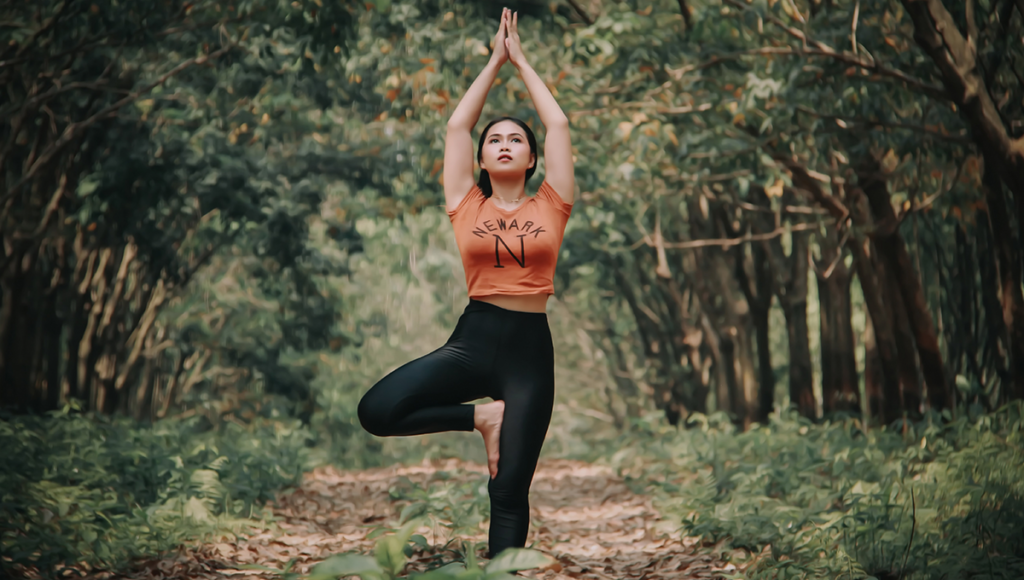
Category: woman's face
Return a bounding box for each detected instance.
[479,120,535,178]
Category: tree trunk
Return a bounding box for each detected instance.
[683,207,756,425]
[882,254,925,418]
[699,311,732,417]
[863,315,886,424]
[43,291,62,410]
[612,258,686,424]
[859,162,951,411]
[666,278,711,414]
[752,297,774,422]
[817,254,859,415]
[736,325,758,429]
[708,240,758,427]
[854,245,904,424]
[775,231,815,419]
[599,319,643,422]
[982,157,1024,402]
[734,232,775,423]
[719,329,747,426]
[782,297,816,419]
[848,190,903,424]
[948,222,970,388]
[1,247,33,411]
[719,196,775,424]
[975,216,1011,407]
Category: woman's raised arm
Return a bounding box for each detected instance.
[443,9,512,212]
[505,11,574,204]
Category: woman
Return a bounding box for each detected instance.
[357,7,574,558]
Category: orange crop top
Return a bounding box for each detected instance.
[447,180,573,298]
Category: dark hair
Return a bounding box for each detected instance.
[476,117,538,198]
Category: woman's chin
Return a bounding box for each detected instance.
[486,167,527,180]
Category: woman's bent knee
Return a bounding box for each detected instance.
[357,391,391,437]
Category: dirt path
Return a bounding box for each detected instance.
[110,459,733,579]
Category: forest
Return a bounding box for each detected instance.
[2,0,1023,578]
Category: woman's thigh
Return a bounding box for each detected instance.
[358,328,492,436]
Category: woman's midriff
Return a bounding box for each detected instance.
[475,293,549,313]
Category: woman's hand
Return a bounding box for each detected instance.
[504,10,528,69]
[489,8,511,67]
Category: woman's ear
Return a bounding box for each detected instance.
[529,153,536,169]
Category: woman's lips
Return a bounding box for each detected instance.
[498,155,512,161]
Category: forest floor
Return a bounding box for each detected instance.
[95,459,736,580]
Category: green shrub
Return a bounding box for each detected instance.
[0,402,313,578]
[299,521,552,580]
[599,404,1024,580]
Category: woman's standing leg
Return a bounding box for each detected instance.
[485,316,555,556]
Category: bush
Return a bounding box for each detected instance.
[600,404,1024,579]
[0,402,313,578]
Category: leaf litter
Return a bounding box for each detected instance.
[86,459,735,579]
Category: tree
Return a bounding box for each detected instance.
[0,0,376,416]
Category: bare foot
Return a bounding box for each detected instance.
[474,400,505,478]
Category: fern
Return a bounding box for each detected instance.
[599,402,1024,579]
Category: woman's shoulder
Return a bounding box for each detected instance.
[447,183,485,219]
[535,180,573,217]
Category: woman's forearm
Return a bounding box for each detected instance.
[448,59,502,130]
[516,63,567,127]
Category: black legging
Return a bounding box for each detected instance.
[357,299,555,557]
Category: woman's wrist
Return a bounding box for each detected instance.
[486,55,506,71]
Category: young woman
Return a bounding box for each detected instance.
[357,7,574,559]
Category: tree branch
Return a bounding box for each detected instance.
[116,279,166,392]
[677,0,693,29]
[719,0,948,100]
[0,43,234,207]
[634,220,821,250]
[13,0,72,59]
[730,198,829,215]
[565,0,593,25]
[851,0,861,55]
[795,105,971,143]
[569,102,712,119]
[900,0,1024,198]
[772,153,851,222]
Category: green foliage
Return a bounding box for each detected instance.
[0,0,402,416]
[0,403,313,577]
[306,206,485,468]
[305,522,553,580]
[388,471,490,540]
[602,403,1024,579]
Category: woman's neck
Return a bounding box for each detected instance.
[489,175,527,202]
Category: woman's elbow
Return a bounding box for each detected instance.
[545,115,569,129]
[447,118,471,132]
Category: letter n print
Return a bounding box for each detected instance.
[493,234,527,268]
